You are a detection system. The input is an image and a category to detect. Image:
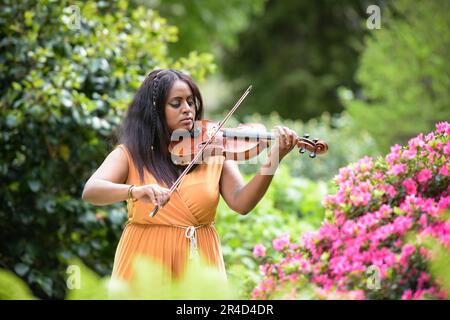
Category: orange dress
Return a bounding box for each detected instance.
[111,144,226,282]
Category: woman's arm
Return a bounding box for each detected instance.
[219,159,275,215]
[82,147,171,206]
[81,147,130,205]
[219,126,297,215]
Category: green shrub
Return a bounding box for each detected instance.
[343,0,450,151]
[0,256,235,300]
[0,0,214,299]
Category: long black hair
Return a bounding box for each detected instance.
[118,69,204,187]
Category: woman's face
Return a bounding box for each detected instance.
[164,80,196,133]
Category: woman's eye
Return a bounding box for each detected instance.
[169,99,194,108]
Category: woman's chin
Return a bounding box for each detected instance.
[178,121,193,131]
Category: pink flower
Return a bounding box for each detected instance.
[252,122,449,300]
[443,141,450,155]
[322,195,335,207]
[347,290,365,300]
[412,289,431,300]
[402,149,417,160]
[418,272,430,289]
[272,234,290,251]
[373,171,384,180]
[350,191,371,206]
[416,169,432,183]
[298,259,312,273]
[400,244,415,264]
[402,289,413,300]
[435,121,450,135]
[439,165,449,176]
[386,144,402,164]
[253,244,266,258]
[437,196,450,212]
[387,164,407,176]
[393,216,413,234]
[419,247,430,258]
[402,178,417,195]
[377,204,393,219]
[419,214,428,228]
[408,134,425,150]
[383,252,397,267]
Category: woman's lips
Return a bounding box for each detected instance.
[180,119,193,125]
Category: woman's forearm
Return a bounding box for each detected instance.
[233,152,281,214]
[82,179,131,206]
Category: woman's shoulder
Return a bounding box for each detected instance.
[113,143,133,165]
[115,143,136,155]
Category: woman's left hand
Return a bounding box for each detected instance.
[271,126,299,161]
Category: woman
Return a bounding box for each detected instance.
[82,69,299,283]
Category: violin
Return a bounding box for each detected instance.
[149,85,328,217]
[169,120,328,165]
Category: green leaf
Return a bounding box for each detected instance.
[0,269,36,300]
[27,180,41,192]
[14,263,30,276]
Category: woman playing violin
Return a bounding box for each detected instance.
[82,68,302,283]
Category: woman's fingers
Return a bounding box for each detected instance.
[274,126,287,146]
[160,187,171,206]
[276,126,296,148]
[143,187,158,206]
[138,185,171,207]
[153,186,171,207]
[272,126,298,160]
[287,127,298,149]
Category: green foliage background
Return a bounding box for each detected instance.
[343,0,450,151]
[0,0,214,299]
[142,0,267,58]
[1,0,448,300]
[221,0,385,120]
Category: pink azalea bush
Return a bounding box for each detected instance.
[252,122,450,300]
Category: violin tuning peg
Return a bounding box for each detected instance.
[303,133,310,139]
[299,147,306,154]
[313,138,319,143]
[309,152,317,159]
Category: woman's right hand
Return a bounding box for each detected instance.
[132,184,171,207]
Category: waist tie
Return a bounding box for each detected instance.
[134,222,214,260]
[172,223,213,260]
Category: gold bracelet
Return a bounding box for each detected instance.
[127,185,137,202]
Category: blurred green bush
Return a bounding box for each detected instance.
[343,0,450,151]
[0,0,214,299]
[0,256,235,300]
[221,0,385,120]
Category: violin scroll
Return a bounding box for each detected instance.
[297,133,328,159]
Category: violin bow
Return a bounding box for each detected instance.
[149,85,253,217]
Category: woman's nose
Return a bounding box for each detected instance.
[180,100,191,113]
